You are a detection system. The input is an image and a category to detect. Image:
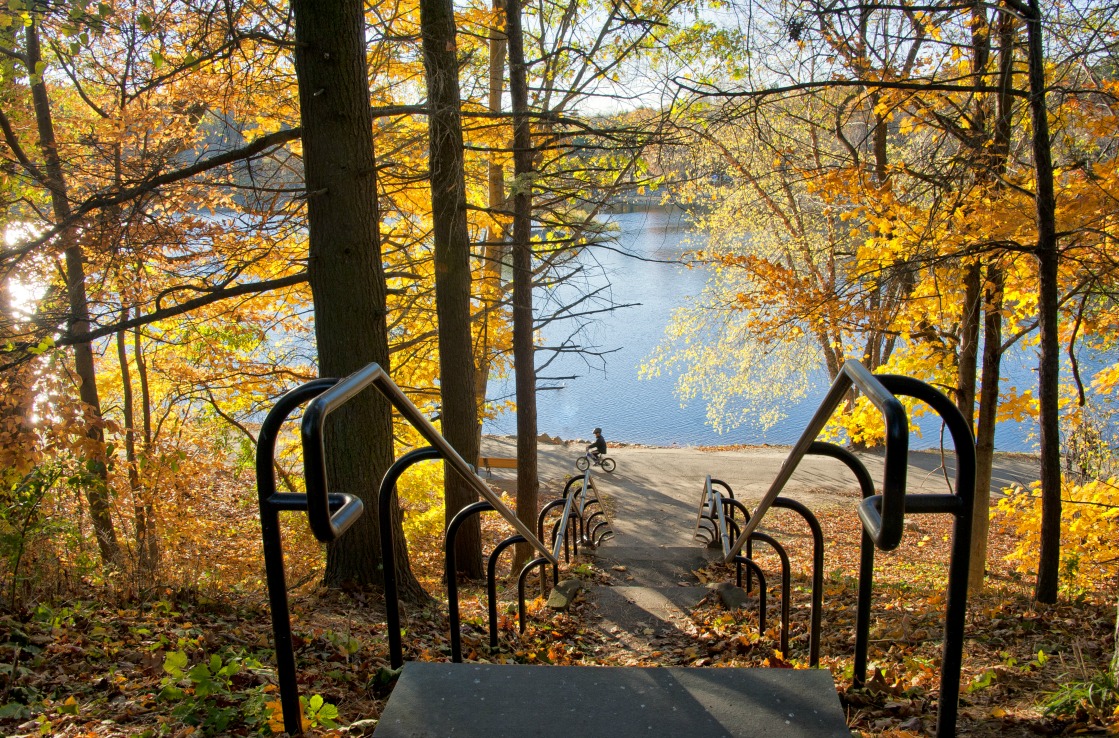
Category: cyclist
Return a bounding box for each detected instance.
[587,428,607,464]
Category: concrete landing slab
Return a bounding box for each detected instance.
[374,662,849,737]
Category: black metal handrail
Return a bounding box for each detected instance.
[301,362,554,559]
[705,361,974,738]
[256,378,337,734]
[727,360,909,559]
[258,364,561,733]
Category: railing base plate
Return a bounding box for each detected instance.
[374,662,848,736]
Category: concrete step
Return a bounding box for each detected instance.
[593,545,715,586]
[592,584,711,633]
[374,661,849,737]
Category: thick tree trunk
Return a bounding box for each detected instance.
[1023,0,1061,603]
[291,0,425,599]
[507,0,540,569]
[420,0,483,578]
[26,20,121,567]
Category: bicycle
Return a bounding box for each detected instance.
[575,450,616,473]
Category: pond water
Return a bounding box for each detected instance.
[482,209,1045,451]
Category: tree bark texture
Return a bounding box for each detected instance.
[1023,0,1062,604]
[26,20,121,567]
[291,0,424,599]
[970,266,1004,591]
[475,4,510,451]
[420,0,483,577]
[507,0,541,569]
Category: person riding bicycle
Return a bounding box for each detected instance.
[587,428,607,464]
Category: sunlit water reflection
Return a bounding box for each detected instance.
[484,209,1047,451]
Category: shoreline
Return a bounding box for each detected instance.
[480,434,1043,496]
[487,432,1043,460]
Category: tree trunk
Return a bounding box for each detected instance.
[1113,595,1119,688]
[507,0,540,569]
[474,4,510,450]
[133,323,159,571]
[291,0,425,600]
[26,20,121,567]
[116,311,155,584]
[420,0,483,578]
[967,3,1016,594]
[957,262,982,426]
[970,266,1004,592]
[1023,0,1061,604]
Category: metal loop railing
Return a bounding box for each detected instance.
[563,470,614,547]
[257,364,560,732]
[695,480,824,666]
[696,361,974,738]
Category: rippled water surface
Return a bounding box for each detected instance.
[483,209,1043,452]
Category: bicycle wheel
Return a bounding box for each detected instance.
[600,457,616,473]
[575,456,589,471]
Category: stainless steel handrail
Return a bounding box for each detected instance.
[725,360,909,562]
[302,362,557,565]
[552,478,580,561]
[708,476,731,559]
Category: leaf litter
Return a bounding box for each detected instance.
[0,503,1113,736]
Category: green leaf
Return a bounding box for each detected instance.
[163,650,188,676]
[158,684,183,700]
[28,335,53,356]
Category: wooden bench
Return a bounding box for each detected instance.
[478,456,517,476]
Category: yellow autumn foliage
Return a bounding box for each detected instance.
[996,478,1119,590]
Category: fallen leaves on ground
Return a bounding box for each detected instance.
[0,505,1114,737]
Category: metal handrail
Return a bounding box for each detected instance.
[301,361,555,564]
[552,481,580,561]
[725,359,909,562]
[711,476,731,559]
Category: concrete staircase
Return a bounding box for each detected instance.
[373,473,850,737]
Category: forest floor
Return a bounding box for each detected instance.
[0,444,1115,737]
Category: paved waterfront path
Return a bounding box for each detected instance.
[478,437,1040,654]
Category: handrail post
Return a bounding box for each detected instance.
[447,501,493,662]
[256,378,336,735]
[379,447,442,669]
